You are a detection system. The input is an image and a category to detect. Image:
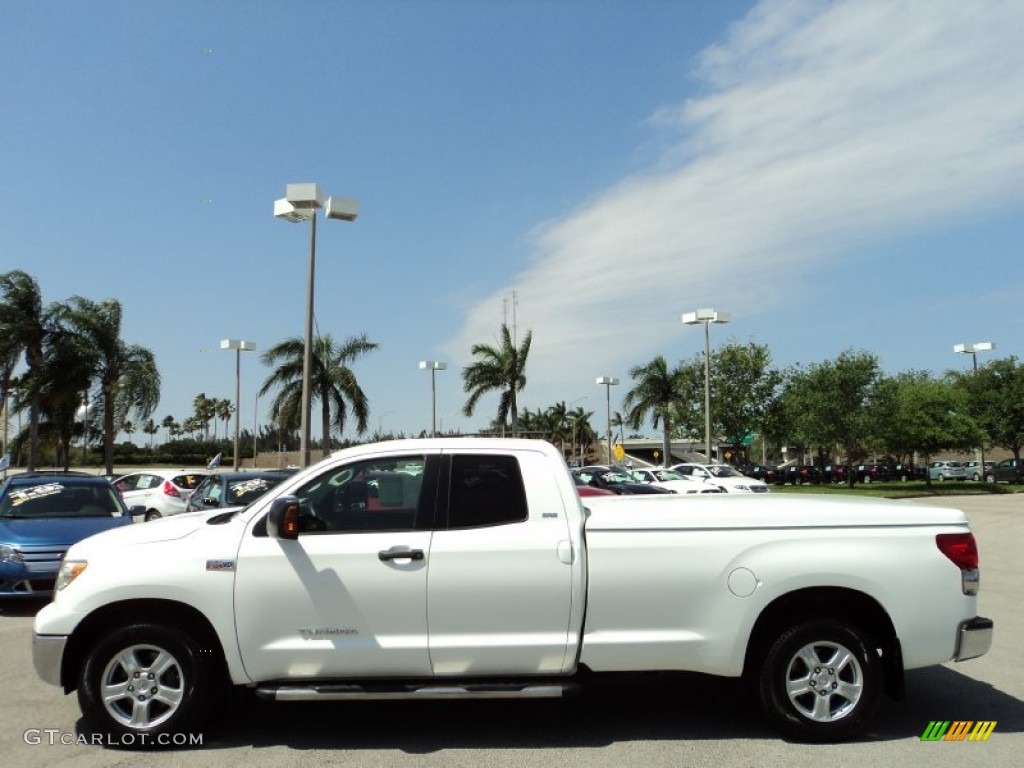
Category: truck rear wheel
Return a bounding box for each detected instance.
[77,623,217,746]
[757,619,881,742]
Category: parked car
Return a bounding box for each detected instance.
[891,463,924,482]
[627,467,723,493]
[670,463,770,493]
[927,460,967,482]
[0,473,136,598]
[114,470,208,521]
[821,464,851,484]
[989,458,1023,484]
[853,462,895,483]
[572,473,616,497]
[777,465,822,486]
[184,470,298,513]
[963,460,995,482]
[574,466,675,495]
[739,465,778,484]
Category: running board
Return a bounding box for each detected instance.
[255,681,579,702]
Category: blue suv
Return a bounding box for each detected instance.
[0,473,136,598]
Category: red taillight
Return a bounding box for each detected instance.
[936,532,979,571]
[162,480,181,498]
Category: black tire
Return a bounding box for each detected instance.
[78,623,218,747]
[145,509,162,522]
[757,620,882,743]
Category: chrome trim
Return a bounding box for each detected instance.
[32,633,69,687]
[954,616,993,661]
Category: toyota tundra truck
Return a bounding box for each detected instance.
[32,438,992,744]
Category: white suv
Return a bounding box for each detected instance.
[113,470,208,521]
[670,463,769,493]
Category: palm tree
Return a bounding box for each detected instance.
[462,323,532,436]
[55,297,160,475]
[192,393,216,439]
[215,398,233,442]
[260,333,378,456]
[142,418,158,449]
[36,327,93,470]
[624,355,687,467]
[0,270,52,470]
[161,414,177,441]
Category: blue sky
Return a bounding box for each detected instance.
[2,0,1023,441]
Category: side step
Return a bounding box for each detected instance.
[255,680,580,702]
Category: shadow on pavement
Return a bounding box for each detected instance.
[166,665,1023,752]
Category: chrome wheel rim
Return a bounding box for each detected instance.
[100,644,184,729]
[784,640,863,722]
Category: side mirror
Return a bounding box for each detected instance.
[266,496,302,540]
[128,505,146,517]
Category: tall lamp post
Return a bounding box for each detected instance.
[954,341,995,480]
[418,361,447,437]
[596,377,619,464]
[221,339,255,471]
[683,308,731,464]
[274,183,359,467]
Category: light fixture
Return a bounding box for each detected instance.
[683,308,731,465]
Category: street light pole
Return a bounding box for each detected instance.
[221,339,255,471]
[274,183,359,467]
[683,309,731,465]
[596,377,619,464]
[418,361,447,437]
[954,341,995,480]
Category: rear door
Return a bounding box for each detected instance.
[426,448,578,676]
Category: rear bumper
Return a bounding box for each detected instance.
[954,616,993,661]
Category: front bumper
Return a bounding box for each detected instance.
[954,616,993,661]
[32,633,69,687]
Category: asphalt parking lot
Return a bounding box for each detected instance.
[1,494,1020,768]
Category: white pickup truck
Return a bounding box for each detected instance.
[32,438,992,745]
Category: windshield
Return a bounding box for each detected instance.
[227,475,289,505]
[707,466,743,478]
[0,481,124,518]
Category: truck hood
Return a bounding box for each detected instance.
[0,515,131,547]
[64,509,223,555]
[582,493,970,530]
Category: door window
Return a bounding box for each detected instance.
[293,455,432,532]
[446,454,528,529]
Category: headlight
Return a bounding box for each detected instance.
[0,544,24,564]
[735,485,750,491]
[56,560,88,591]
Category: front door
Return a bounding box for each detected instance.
[234,451,439,682]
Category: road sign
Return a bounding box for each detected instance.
[614,443,625,461]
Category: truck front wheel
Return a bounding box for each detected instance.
[758,619,881,742]
[77,623,217,745]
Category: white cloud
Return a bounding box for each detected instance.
[444,0,1024,419]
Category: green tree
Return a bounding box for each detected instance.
[0,270,52,470]
[623,355,687,467]
[955,356,1024,481]
[779,350,880,481]
[260,333,378,455]
[871,371,981,484]
[56,297,161,475]
[461,323,532,436]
